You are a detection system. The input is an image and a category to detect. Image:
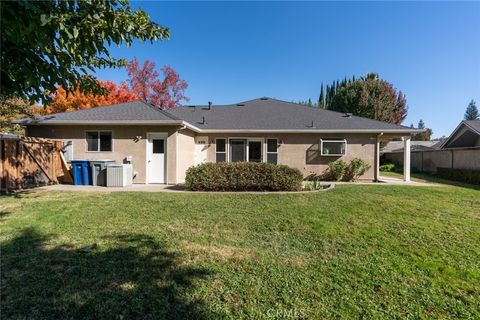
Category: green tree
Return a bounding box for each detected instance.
[412,119,432,141]
[318,84,325,109]
[464,100,479,120]
[1,0,169,104]
[0,96,37,135]
[306,98,313,108]
[328,73,408,125]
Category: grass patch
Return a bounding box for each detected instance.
[1,185,479,318]
[380,171,480,189]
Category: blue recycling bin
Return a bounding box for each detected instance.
[71,160,91,185]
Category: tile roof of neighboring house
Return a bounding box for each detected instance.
[14,98,421,133]
[381,140,442,154]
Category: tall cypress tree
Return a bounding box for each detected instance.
[464,100,479,120]
[307,98,313,108]
[325,84,330,109]
[318,84,325,109]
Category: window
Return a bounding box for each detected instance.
[248,141,262,162]
[266,138,278,164]
[152,139,164,154]
[86,131,112,152]
[320,139,346,156]
[230,139,246,162]
[215,138,226,162]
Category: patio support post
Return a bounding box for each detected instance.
[374,133,383,182]
[403,136,411,182]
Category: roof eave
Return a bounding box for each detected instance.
[14,120,185,125]
[184,126,423,134]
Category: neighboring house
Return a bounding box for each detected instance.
[439,120,480,149]
[382,119,480,172]
[14,98,420,184]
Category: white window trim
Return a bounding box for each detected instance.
[215,138,227,162]
[266,138,278,163]
[85,130,114,153]
[320,139,347,156]
[227,137,267,163]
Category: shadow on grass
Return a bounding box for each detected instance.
[0,211,12,220]
[1,228,215,319]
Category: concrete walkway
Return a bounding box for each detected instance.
[38,184,183,192]
[36,177,440,193]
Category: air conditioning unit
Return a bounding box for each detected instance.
[106,164,133,187]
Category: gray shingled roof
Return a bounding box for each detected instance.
[464,119,480,133]
[15,98,419,132]
[14,101,181,124]
[381,140,442,153]
[168,98,415,131]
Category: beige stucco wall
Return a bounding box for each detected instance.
[176,129,196,183]
[203,133,377,180]
[26,126,380,182]
[26,125,180,184]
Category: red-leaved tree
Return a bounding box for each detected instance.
[47,80,138,114]
[127,58,189,109]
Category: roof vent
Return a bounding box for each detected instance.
[208,101,212,110]
[200,116,207,125]
[236,103,245,106]
[344,113,352,118]
[307,120,314,128]
[260,97,269,100]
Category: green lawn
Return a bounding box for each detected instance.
[380,171,480,189]
[1,185,479,319]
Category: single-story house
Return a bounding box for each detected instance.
[14,98,421,184]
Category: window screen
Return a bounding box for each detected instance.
[321,140,346,156]
[86,131,112,152]
[230,140,246,162]
[248,141,262,162]
[215,139,226,162]
[267,139,278,153]
[216,139,226,152]
[266,138,278,164]
[216,153,226,162]
[86,131,99,152]
[99,132,112,151]
[152,139,164,154]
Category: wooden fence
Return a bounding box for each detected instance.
[0,136,71,191]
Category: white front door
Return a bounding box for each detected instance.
[194,136,208,165]
[147,133,166,183]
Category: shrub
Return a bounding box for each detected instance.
[379,163,396,172]
[327,160,346,181]
[344,158,371,181]
[436,167,480,185]
[303,180,324,191]
[185,162,303,191]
